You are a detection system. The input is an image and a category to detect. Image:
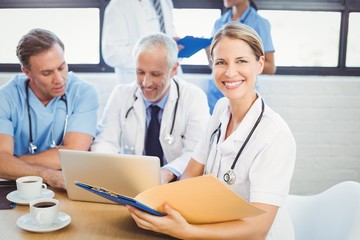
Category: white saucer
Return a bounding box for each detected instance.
[6,189,55,205]
[17,212,71,233]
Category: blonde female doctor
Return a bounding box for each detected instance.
[127,22,296,239]
[91,33,209,184]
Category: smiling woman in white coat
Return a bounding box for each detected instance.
[91,33,209,184]
[127,22,296,240]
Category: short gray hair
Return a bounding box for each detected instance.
[133,33,178,68]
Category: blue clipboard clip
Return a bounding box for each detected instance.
[177,36,212,58]
[75,181,164,217]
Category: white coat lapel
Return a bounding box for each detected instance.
[133,88,146,154]
[160,80,178,137]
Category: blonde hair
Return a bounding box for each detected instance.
[210,21,264,61]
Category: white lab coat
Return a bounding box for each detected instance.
[192,96,296,239]
[102,0,177,83]
[92,78,210,175]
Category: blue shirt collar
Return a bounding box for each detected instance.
[143,90,170,110]
[222,5,252,24]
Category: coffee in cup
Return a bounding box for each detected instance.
[30,198,59,227]
[16,176,47,200]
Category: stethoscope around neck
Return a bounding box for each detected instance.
[125,78,180,145]
[209,98,265,185]
[26,80,68,154]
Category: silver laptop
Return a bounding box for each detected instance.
[59,149,161,204]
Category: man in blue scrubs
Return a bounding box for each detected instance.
[0,29,99,189]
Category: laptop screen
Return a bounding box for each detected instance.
[59,149,161,203]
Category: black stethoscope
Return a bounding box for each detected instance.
[125,78,180,145]
[26,80,68,154]
[225,6,251,24]
[239,6,252,24]
[209,98,265,185]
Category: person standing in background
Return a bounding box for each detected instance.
[102,0,181,84]
[207,0,276,113]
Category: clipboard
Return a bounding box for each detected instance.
[177,36,212,58]
[75,181,164,216]
[75,175,265,224]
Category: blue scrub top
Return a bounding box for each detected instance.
[212,6,274,52]
[208,6,275,114]
[0,71,99,156]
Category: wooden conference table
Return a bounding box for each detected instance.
[1,188,177,240]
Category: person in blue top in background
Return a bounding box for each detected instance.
[207,0,276,114]
[0,28,99,189]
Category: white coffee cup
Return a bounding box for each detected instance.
[16,176,47,200]
[30,198,59,227]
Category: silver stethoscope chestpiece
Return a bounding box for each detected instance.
[164,133,175,145]
[223,169,236,185]
[28,142,37,154]
[50,140,57,149]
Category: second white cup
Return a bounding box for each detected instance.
[30,198,59,227]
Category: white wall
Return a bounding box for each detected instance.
[1,72,359,195]
[257,75,360,195]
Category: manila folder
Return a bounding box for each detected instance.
[134,174,265,224]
